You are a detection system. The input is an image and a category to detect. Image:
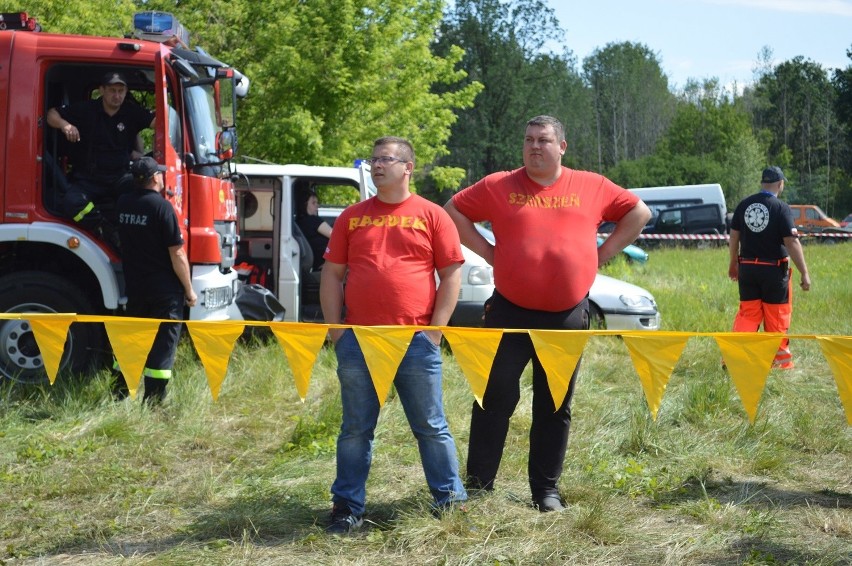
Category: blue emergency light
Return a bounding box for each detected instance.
[132,11,189,47]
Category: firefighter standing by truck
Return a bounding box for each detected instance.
[46,71,155,233]
[113,157,197,403]
[728,166,812,369]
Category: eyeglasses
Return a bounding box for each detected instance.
[366,156,409,166]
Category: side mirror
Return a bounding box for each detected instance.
[233,69,250,98]
[216,130,236,161]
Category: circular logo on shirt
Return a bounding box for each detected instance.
[116,122,126,132]
[744,202,769,232]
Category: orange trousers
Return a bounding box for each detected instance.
[732,269,794,367]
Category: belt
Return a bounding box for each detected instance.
[738,257,789,267]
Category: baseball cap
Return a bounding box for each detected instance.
[761,166,786,183]
[102,71,127,86]
[131,157,167,184]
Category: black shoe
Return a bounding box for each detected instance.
[111,370,129,400]
[533,495,565,513]
[326,504,363,534]
[111,381,129,400]
[142,376,167,405]
[465,476,494,495]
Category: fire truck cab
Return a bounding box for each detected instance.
[0,12,245,384]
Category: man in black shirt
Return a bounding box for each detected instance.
[728,166,811,369]
[47,71,155,230]
[115,157,197,403]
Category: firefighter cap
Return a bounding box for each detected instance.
[102,72,128,86]
[131,157,167,184]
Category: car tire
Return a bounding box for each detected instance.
[0,272,106,385]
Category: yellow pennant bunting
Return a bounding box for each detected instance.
[442,327,503,407]
[185,321,245,401]
[528,330,590,411]
[715,333,780,423]
[8,312,852,427]
[816,337,852,426]
[352,326,413,407]
[104,319,162,399]
[28,315,76,384]
[622,333,689,420]
[270,322,328,401]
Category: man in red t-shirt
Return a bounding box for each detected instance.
[320,136,467,534]
[445,115,651,512]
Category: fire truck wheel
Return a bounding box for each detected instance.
[0,272,105,385]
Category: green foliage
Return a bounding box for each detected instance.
[606,153,726,189]
[751,57,841,210]
[215,0,481,174]
[432,0,584,186]
[6,0,138,36]
[582,41,676,168]
[620,83,768,205]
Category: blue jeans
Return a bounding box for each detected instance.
[331,329,467,517]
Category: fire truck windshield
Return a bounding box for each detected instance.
[183,79,237,170]
[171,49,238,170]
[185,83,222,165]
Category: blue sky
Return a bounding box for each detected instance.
[547,0,852,91]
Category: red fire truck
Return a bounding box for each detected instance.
[0,12,246,384]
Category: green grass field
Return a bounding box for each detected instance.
[1,244,850,565]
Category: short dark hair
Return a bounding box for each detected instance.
[373,136,415,164]
[527,115,565,142]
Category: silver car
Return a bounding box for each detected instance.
[587,273,660,330]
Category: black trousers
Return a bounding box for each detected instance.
[466,291,589,498]
[125,292,184,377]
[62,175,122,225]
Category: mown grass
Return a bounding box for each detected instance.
[1,244,850,565]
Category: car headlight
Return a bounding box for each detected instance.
[619,294,656,310]
[467,265,494,285]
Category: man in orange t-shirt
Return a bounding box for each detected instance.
[320,136,467,534]
[445,115,651,512]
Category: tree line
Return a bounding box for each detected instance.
[18,0,852,217]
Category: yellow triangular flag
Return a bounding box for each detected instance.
[351,326,413,407]
[185,321,245,401]
[270,322,328,400]
[529,330,590,410]
[442,327,503,407]
[622,332,689,420]
[715,333,780,423]
[104,318,162,399]
[29,315,75,384]
[816,336,852,426]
